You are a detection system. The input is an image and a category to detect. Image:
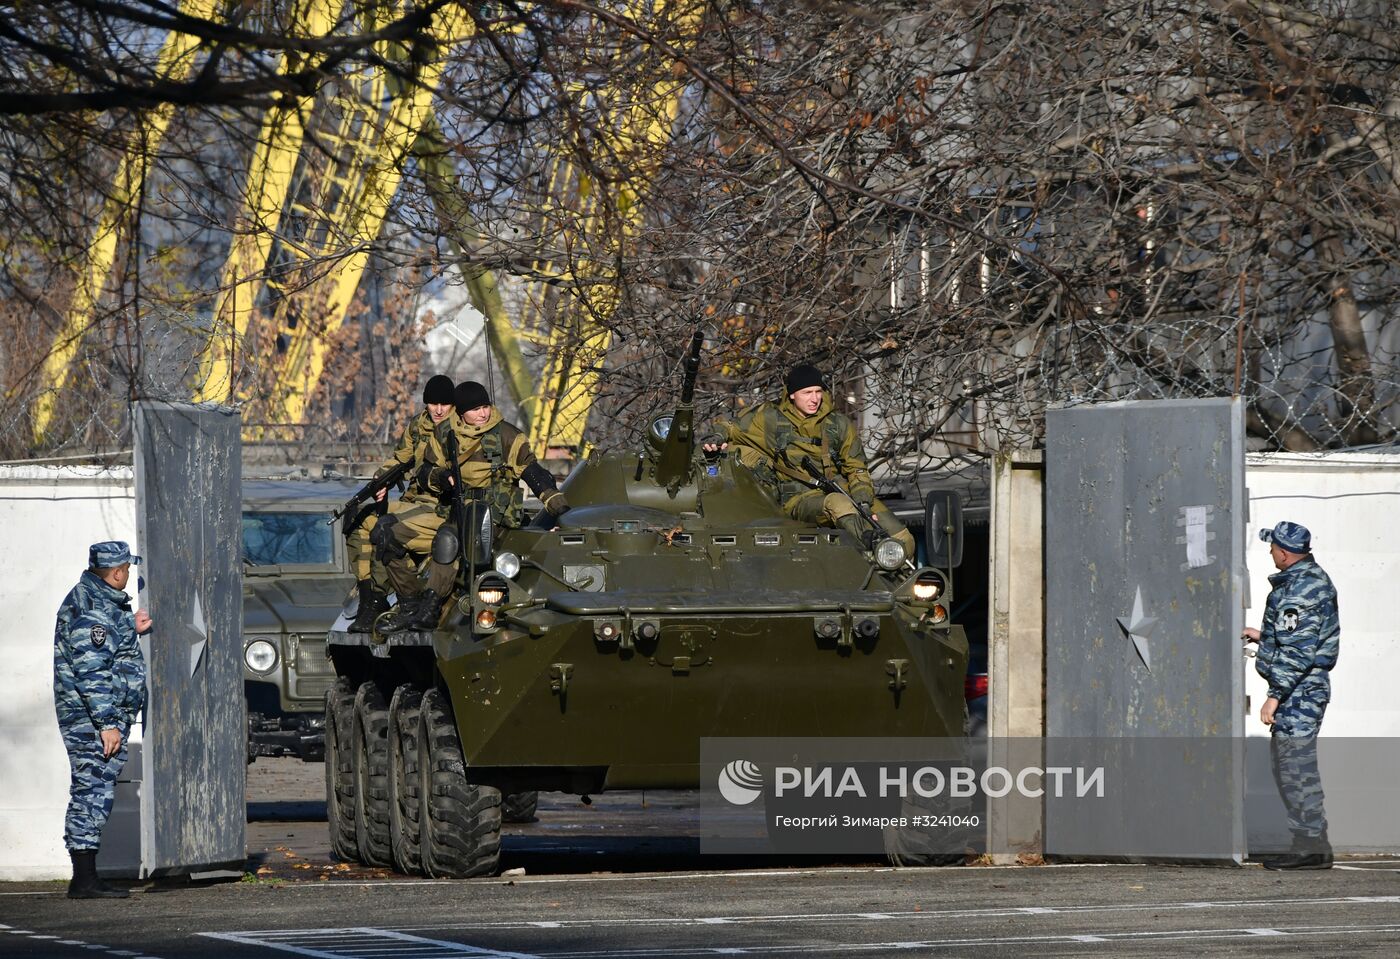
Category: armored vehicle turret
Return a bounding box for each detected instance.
[324,335,969,876]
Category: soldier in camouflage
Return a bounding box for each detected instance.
[723,364,915,559]
[345,374,456,632]
[53,541,152,899]
[1243,520,1339,870]
[376,381,570,633]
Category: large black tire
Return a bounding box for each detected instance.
[884,824,968,867]
[388,685,424,875]
[353,681,393,867]
[502,791,539,823]
[417,688,502,878]
[324,677,358,862]
[883,767,973,868]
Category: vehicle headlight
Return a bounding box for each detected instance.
[874,538,906,571]
[476,575,509,606]
[494,551,521,579]
[912,570,946,603]
[244,639,278,674]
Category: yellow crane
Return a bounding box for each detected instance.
[35,0,701,456]
[30,0,219,446]
[515,13,702,457]
[195,0,478,426]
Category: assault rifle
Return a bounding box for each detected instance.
[799,456,883,533]
[441,427,472,580]
[328,460,412,536]
[800,455,913,571]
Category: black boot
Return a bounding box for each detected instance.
[348,581,389,633]
[1264,832,1333,870]
[379,590,441,634]
[67,850,128,899]
[401,589,444,631]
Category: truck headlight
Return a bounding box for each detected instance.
[874,538,906,571]
[244,639,278,674]
[494,551,521,579]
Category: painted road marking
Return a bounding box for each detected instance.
[0,924,164,959]
[1336,863,1400,871]
[203,929,539,959]
[550,923,1400,955]
[249,893,1396,935]
[207,922,1400,958]
[176,858,1398,889]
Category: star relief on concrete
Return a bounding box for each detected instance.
[1117,585,1157,671]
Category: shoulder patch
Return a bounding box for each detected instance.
[90,624,107,647]
[1280,608,1299,632]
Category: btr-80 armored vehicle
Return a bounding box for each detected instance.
[324,336,967,877]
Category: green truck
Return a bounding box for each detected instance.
[242,477,361,762]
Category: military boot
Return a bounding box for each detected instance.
[399,589,444,631]
[378,590,442,634]
[348,580,389,633]
[67,850,128,899]
[1264,832,1333,870]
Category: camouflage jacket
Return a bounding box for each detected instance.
[376,409,439,505]
[1255,557,1340,704]
[724,395,876,507]
[426,410,539,525]
[53,571,147,730]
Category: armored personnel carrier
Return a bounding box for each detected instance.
[324,336,968,876]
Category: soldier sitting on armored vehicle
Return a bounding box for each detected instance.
[723,363,915,559]
[345,374,456,633]
[374,380,570,633]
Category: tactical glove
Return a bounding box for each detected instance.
[541,489,571,517]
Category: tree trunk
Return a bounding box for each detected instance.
[1312,227,1388,445]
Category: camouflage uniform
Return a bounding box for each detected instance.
[345,409,439,586]
[1255,555,1340,842]
[53,555,148,852]
[378,409,567,601]
[724,395,914,556]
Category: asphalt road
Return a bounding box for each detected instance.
[2,759,1398,958]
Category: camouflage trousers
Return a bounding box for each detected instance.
[344,511,390,587]
[1270,696,1328,839]
[785,489,916,558]
[373,500,456,599]
[59,721,128,852]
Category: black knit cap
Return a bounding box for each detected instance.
[422,374,455,405]
[454,380,491,414]
[784,363,826,395]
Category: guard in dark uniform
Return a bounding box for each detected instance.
[53,541,152,898]
[1243,520,1340,870]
